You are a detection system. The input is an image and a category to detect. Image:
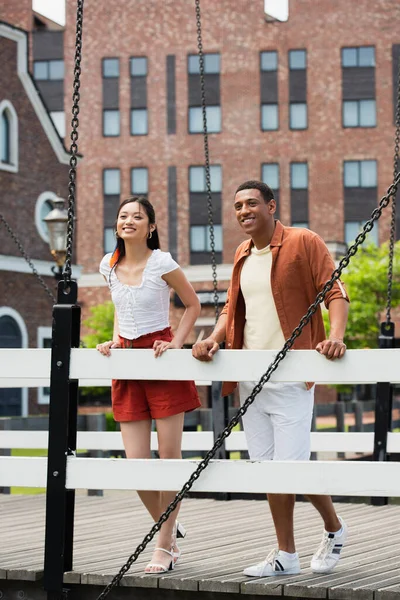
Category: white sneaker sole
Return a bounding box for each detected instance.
[243,567,301,577]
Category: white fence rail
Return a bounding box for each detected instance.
[1,348,400,386]
[2,430,400,453]
[1,347,399,498]
[1,456,400,496]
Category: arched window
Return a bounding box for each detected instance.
[0,100,18,173]
[0,308,28,416]
[0,111,10,163]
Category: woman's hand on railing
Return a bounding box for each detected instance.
[96,340,121,357]
[153,339,181,358]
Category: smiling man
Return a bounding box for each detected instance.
[192,180,350,577]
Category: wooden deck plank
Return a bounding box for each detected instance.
[2,492,400,599]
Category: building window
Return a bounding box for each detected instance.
[50,111,66,137]
[0,100,18,172]
[290,103,307,129]
[103,110,120,136]
[131,167,148,194]
[131,57,148,76]
[189,106,221,134]
[131,109,148,135]
[289,49,307,70]
[103,169,120,253]
[104,228,116,253]
[261,104,279,131]
[343,99,376,128]
[344,160,377,188]
[37,327,52,405]
[130,56,148,136]
[33,59,64,81]
[1,111,10,164]
[188,53,221,134]
[345,221,378,245]
[190,224,223,252]
[35,191,59,243]
[260,51,278,71]
[189,165,222,192]
[104,168,121,195]
[291,163,308,189]
[188,53,220,74]
[262,163,279,192]
[103,58,120,77]
[292,222,309,229]
[342,46,375,68]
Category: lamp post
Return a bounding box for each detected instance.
[44,198,69,280]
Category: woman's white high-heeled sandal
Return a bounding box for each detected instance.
[144,547,174,574]
[172,522,182,565]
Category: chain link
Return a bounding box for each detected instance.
[195,0,219,323]
[0,213,56,303]
[386,57,400,325]
[96,171,400,600]
[63,0,84,289]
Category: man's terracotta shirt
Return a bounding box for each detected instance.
[221,221,349,396]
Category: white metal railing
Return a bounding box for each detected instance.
[1,347,400,497]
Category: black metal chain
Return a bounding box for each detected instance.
[0,213,56,303]
[96,171,400,600]
[386,57,400,325]
[195,0,219,322]
[63,0,84,289]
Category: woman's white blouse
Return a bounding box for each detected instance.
[99,249,179,340]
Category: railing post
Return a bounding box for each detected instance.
[211,381,231,501]
[44,281,80,599]
[372,322,395,507]
[211,381,228,460]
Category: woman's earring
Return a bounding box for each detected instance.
[115,231,119,238]
[148,231,153,239]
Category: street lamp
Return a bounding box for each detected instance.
[44,198,69,280]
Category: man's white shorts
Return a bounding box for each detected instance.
[239,381,315,461]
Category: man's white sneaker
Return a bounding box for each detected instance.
[311,516,348,574]
[243,549,301,577]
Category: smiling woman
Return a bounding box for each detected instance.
[96,195,201,574]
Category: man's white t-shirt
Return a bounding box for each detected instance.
[240,244,285,350]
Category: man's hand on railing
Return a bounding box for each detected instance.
[192,337,220,362]
[316,338,347,361]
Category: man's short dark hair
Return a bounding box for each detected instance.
[235,180,275,203]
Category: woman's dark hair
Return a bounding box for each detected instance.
[112,196,160,268]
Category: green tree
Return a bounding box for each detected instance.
[81,301,114,398]
[323,242,400,349]
[83,301,114,347]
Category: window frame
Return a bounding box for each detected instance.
[102,57,120,78]
[188,106,222,134]
[261,103,279,131]
[290,162,309,190]
[131,167,149,195]
[289,102,308,130]
[190,224,223,252]
[342,99,376,128]
[341,46,376,68]
[260,50,278,72]
[0,100,18,173]
[343,160,377,188]
[103,109,120,137]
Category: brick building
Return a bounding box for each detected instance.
[2,0,400,413]
[59,0,400,338]
[0,20,75,416]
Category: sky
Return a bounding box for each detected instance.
[32,0,288,28]
[32,0,65,26]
